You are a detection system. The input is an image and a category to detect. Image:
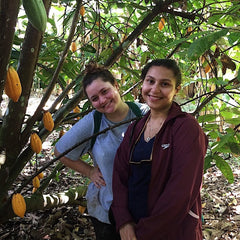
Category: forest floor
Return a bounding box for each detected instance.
[0,154,239,240]
[0,93,240,239]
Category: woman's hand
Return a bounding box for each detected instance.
[89,167,106,188]
[119,223,137,240]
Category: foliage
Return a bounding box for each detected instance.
[0,0,239,222]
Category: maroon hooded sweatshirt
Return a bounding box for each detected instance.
[112,102,208,240]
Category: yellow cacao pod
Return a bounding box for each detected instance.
[37,172,44,179]
[78,205,86,214]
[43,111,54,132]
[11,193,26,218]
[30,133,42,154]
[158,18,165,31]
[73,106,80,120]
[32,187,37,193]
[204,64,211,74]
[59,129,65,138]
[33,176,40,188]
[80,6,85,16]
[187,26,193,34]
[71,42,77,52]
[4,66,22,102]
[73,106,80,113]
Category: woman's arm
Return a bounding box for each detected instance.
[54,148,106,188]
[119,223,137,240]
[54,112,105,188]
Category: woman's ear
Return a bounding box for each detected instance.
[175,85,181,95]
[115,81,120,91]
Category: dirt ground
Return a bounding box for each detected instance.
[201,165,240,240]
[0,94,240,239]
[0,157,239,240]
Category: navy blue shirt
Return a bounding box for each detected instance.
[128,133,154,223]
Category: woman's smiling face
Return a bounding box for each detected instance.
[85,77,121,114]
[141,65,180,112]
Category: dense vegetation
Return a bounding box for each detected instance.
[0,0,239,222]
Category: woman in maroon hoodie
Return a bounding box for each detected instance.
[111,59,208,240]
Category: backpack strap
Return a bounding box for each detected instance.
[90,102,142,149]
[126,102,142,117]
[91,110,102,149]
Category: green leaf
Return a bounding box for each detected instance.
[220,110,233,118]
[211,131,237,154]
[203,123,219,130]
[82,101,91,113]
[99,48,113,62]
[187,29,229,60]
[140,52,149,66]
[224,118,240,125]
[10,49,20,60]
[204,155,213,172]
[208,130,219,139]
[227,142,240,154]
[198,114,217,122]
[81,45,96,53]
[119,55,127,67]
[129,3,147,10]
[227,32,240,45]
[213,154,234,184]
[13,35,23,45]
[207,14,223,25]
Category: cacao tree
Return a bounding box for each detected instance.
[0,0,239,222]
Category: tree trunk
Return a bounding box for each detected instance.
[0,0,20,102]
[0,0,51,207]
[0,185,87,224]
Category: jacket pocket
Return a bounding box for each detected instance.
[188,210,199,219]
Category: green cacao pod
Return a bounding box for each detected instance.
[22,0,47,32]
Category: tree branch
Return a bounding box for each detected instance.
[0,186,87,223]
[21,0,83,143]
[187,78,239,116]
[104,0,179,68]
[15,116,141,194]
[1,0,51,163]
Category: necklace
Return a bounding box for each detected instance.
[145,118,164,142]
[145,136,152,142]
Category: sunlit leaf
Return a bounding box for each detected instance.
[213,154,234,184]
[198,114,217,122]
[187,29,229,60]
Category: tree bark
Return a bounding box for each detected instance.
[0,0,20,102]
[0,0,51,208]
[104,0,179,68]
[0,185,87,224]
